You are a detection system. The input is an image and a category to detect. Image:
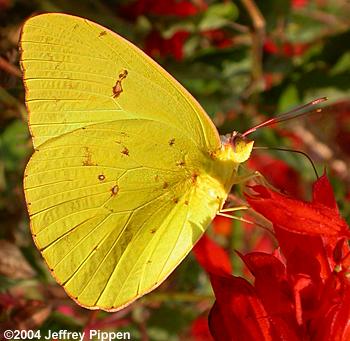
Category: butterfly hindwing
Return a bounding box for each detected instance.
[24,119,226,310]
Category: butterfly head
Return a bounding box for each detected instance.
[219,132,254,164]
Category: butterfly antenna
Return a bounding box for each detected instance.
[253,146,319,179]
[242,97,328,137]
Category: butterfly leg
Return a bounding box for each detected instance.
[217,209,254,225]
[217,206,250,222]
[232,170,262,185]
[219,206,249,213]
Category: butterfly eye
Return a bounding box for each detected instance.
[230,134,254,163]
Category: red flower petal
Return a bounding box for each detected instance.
[209,275,274,341]
[149,0,199,16]
[282,42,309,57]
[191,316,213,341]
[248,154,303,198]
[120,0,200,20]
[251,231,275,254]
[170,31,190,60]
[246,185,350,238]
[293,274,313,325]
[264,39,279,54]
[312,173,338,210]
[274,227,331,282]
[212,215,232,236]
[292,0,308,9]
[309,272,350,340]
[246,176,350,284]
[238,252,295,315]
[194,236,275,340]
[144,30,189,60]
[196,241,301,340]
[201,29,234,49]
[208,302,231,341]
[193,234,232,276]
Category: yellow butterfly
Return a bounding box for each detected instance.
[20,13,253,311]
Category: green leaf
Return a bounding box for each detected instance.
[199,3,238,30]
[205,2,238,19]
[0,120,29,171]
[278,84,300,112]
[331,51,350,75]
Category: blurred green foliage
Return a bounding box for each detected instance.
[1,0,350,339]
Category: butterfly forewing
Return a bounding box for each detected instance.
[20,13,220,151]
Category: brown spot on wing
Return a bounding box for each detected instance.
[191,172,199,184]
[113,82,123,98]
[82,147,96,166]
[98,174,105,181]
[184,200,189,205]
[111,185,119,196]
[163,182,169,189]
[176,160,185,167]
[169,138,175,146]
[99,31,107,37]
[112,70,128,98]
[173,198,179,204]
[121,147,129,156]
[150,229,156,234]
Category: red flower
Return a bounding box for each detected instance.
[194,236,298,340]
[264,38,310,57]
[248,153,303,198]
[191,316,213,341]
[263,39,279,54]
[282,42,310,57]
[292,0,308,9]
[263,73,275,90]
[194,174,350,340]
[144,30,190,60]
[120,0,201,20]
[212,215,232,236]
[194,234,232,276]
[201,29,234,49]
